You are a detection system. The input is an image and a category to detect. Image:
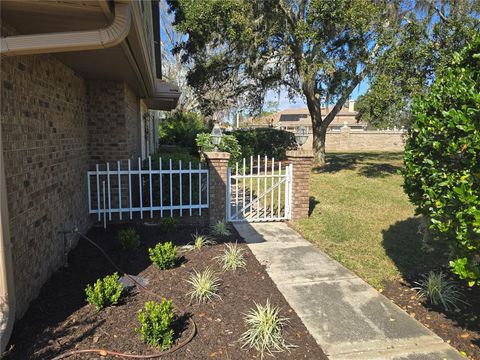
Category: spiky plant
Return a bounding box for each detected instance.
[186,268,221,303]
[216,242,246,271]
[413,271,465,311]
[240,300,293,358]
[183,231,216,251]
[210,220,231,237]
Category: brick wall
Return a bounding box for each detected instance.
[87,80,141,167]
[297,128,405,152]
[1,24,91,317]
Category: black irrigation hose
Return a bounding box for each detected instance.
[50,232,196,360]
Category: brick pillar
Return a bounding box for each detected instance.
[286,150,314,220]
[205,152,231,225]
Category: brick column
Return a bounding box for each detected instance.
[205,152,231,225]
[286,150,314,220]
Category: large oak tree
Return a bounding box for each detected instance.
[167,0,408,163]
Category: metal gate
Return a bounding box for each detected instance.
[227,156,292,222]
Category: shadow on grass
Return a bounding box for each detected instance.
[313,152,404,176]
[382,217,449,280]
[358,163,402,178]
[309,196,320,216]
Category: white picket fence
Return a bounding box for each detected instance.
[88,156,209,223]
[227,155,292,222]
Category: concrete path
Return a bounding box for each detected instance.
[234,222,463,360]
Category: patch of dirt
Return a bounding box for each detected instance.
[6,224,326,359]
[382,277,480,360]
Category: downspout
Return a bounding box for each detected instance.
[0,127,15,353]
[0,2,131,57]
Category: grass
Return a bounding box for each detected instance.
[290,152,449,289]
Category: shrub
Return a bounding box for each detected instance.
[160,217,177,234]
[196,133,241,165]
[158,111,208,153]
[117,228,140,250]
[210,220,231,237]
[413,271,465,312]
[85,272,123,311]
[149,242,177,269]
[186,268,221,303]
[403,35,480,286]
[240,300,292,358]
[136,300,175,350]
[231,128,297,161]
[216,242,246,271]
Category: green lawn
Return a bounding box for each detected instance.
[290,152,448,289]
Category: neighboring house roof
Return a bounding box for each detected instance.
[246,103,365,128]
[0,0,180,110]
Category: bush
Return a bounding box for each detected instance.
[403,35,480,287]
[160,217,177,234]
[186,268,221,303]
[413,271,465,312]
[85,272,123,311]
[158,111,209,153]
[216,242,246,271]
[117,228,140,250]
[231,128,297,161]
[149,242,177,269]
[196,133,241,165]
[240,300,292,357]
[136,300,175,350]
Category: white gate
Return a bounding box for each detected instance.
[227,156,292,222]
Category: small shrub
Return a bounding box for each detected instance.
[216,242,246,271]
[193,232,216,250]
[85,272,123,311]
[117,228,140,250]
[136,300,175,350]
[240,300,293,358]
[160,217,177,233]
[210,220,231,237]
[413,271,465,311]
[149,242,177,269]
[186,268,221,303]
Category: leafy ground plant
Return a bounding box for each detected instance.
[216,242,246,271]
[136,300,175,350]
[186,268,221,303]
[85,272,123,311]
[117,228,140,250]
[240,299,293,358]
[210,220,231,237]
[413,271,465,312]
[160,217,177,233]
[182,231,216,251]
[149,242,177,269]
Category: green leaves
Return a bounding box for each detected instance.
[85,273,123,311]
[404,35,480,287]
[149,242,178,270]
[136,300,175,349]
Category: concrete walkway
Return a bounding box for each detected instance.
[234,222,463,360]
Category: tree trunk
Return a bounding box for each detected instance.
[312,123,327,165]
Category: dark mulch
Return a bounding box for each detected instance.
[382,276,480,360]
[6,224,326,359]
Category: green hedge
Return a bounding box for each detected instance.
[403,35,480,286]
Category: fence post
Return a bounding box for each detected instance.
[205,152,231,226]
[286,149,314,220]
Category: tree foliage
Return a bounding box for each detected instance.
[167,0,402,163]
[357,1,480,128]
[403,35,480,286]
[158,111,209,152]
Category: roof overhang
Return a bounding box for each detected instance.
[143,79,180,111]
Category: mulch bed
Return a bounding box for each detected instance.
[5,224,326,360]
[382,276,480,360]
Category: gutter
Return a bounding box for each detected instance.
[0,126,15,353]
[0,2,131,57]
